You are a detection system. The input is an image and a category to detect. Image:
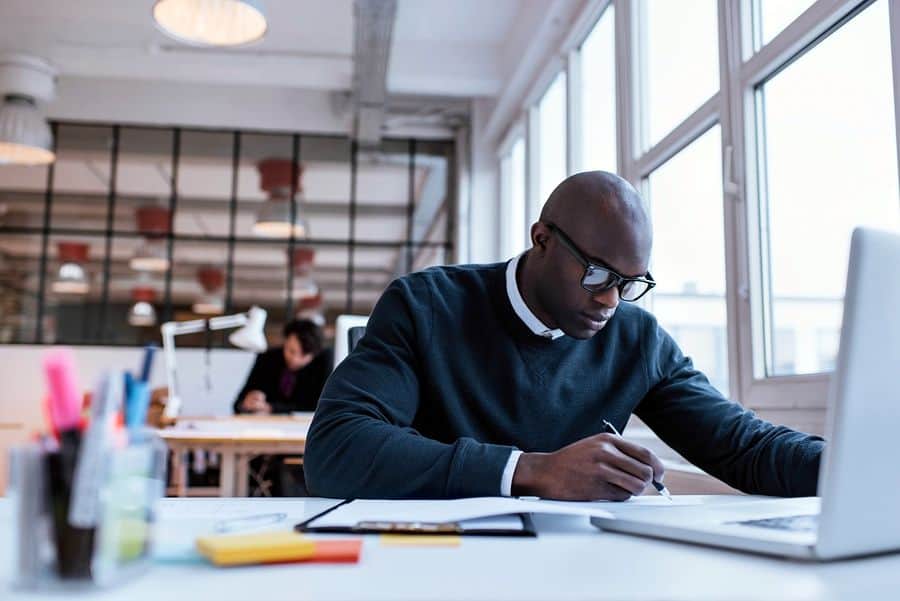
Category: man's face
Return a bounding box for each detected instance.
[535,221,651,340]
[283,334,314,371]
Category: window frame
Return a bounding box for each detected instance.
[491,0,900,420]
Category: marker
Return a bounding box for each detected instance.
[601,420,673,501]
[138,344,156,383]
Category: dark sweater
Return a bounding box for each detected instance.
[233,347,333,414]
[304,262,824,498]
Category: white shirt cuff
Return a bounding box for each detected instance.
[500,450,523,496]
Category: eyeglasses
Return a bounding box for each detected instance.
[544,222,656,302]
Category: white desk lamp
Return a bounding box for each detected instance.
[160,306,268,418]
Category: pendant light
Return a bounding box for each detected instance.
[253,158,307,239]
[153,0,268,47]
[0,54,56,165]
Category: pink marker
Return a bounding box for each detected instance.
[43,348,83,432]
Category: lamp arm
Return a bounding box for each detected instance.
[159,311,252,419]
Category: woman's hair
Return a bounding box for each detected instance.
[282,318,324,355]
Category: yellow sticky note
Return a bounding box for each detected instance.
[380,535,461,547]
[196,531,315,566]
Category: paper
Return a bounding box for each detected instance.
[311,497,614,528]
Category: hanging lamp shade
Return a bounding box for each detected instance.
[0,55,57,165]
[51,242,90,295]
[128,287,158,327]
[153,0,268,47]
[192,266,225,315]
[253,158,307,238]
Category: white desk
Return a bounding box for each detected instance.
[3,495,899,600]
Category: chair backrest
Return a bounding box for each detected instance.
[348,326,366,353]
[333,314,369,370]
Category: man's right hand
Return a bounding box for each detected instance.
[240,390,271,414]
[511,433,665,501]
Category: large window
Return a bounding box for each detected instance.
[580,5,617,172]
[500,136,527,258]
[536,72,567,214]
[640,0,719,147]
[0,124,455,346]
[497,0,900,418]
[755,0,899,376]
[646,126,728,394]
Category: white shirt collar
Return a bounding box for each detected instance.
[505,253,565,340]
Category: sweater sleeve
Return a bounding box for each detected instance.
[635,317,824,497]
[303,276,514,499]
[233,353,267,414]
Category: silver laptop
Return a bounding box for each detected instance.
[591,227,900,560]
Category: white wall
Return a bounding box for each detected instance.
[0,345,257,430]
[48,76,352,135]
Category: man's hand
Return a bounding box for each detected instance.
[511,433,665,501]
[240,390,272,415]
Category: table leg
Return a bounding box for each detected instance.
[170,449,188,497]
[220,451,236,497]
[235,453,249,497]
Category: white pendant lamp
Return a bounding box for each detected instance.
[153,0,268,47]
[0,54,57,166]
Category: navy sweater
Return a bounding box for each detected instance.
[304,262,824,498]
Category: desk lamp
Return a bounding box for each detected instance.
[160,306,267,418]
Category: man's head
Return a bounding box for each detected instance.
[282,319,324,371]
[523,171,653,340]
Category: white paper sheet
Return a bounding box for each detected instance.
[310,497,615,528]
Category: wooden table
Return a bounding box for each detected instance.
[157,413,312,497]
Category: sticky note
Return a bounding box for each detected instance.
[197,531,315,566]
[380,535,461,547]
[305,539,363,563]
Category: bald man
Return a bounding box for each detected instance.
[305,171,824,500]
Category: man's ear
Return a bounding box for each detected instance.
[531,222,550,252]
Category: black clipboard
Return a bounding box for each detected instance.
[294,499,537,537]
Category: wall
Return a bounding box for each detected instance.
[0,344,257,494]
[48,76,352,135]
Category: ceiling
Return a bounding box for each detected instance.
[0,0,543,98]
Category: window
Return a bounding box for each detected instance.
[641,0,719,147]
[0,123,456,346]
[645,126,729,395]
[755,0,817,47]
[500,136,527,258]
[580,5,616,172]
[536,72,567,214]
[756,0,899,376]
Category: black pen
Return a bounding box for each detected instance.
[601,420,673,501]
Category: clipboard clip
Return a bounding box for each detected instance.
[354,521,463,534]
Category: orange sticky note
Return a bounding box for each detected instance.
[305,539,363,563]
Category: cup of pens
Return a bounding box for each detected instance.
[8,347,166,590]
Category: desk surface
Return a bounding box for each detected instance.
[3,495,899,601]
[158,413,312,444]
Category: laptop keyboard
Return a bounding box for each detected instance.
[731,514,819,532]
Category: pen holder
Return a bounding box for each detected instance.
[8,430,167,590]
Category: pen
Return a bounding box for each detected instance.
[214,512,288,533]
[601,420,673,501]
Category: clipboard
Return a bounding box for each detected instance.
[295,500,537,537]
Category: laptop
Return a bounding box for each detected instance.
[590,227,900,560]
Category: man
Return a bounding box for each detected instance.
[305,172,824,500]
[234,319,332,415]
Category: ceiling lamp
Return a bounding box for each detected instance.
[51,242,90,295]
[192,265,225,315]
[0,54,57,165]
[128,286,158,327]
[253,158,307,239]
[131,205,171,271]
[153,0,268,47]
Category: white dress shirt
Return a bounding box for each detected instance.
[499,253,565,495]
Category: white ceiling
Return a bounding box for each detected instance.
[0,0,546,98]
